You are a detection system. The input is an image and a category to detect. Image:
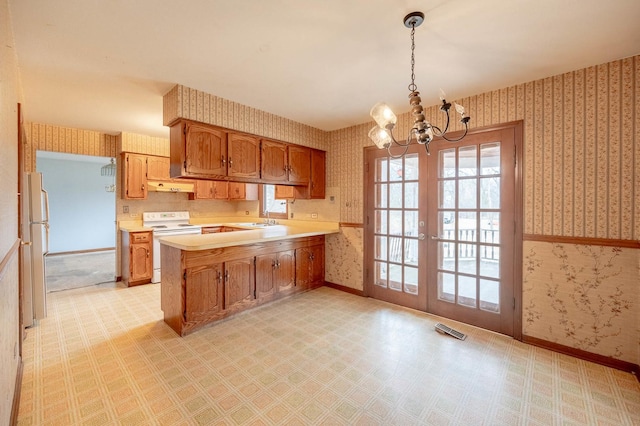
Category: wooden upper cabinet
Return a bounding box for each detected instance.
[147,156,170,180]
[309,149,326,199]
[262,140,310,185]
[188,124,228,177]
[227,133,260,179]
[169,119,320,189]
[261,139,288,182]
[122,152,147,199]
[274,149,326,200]
[191,180,229,200]
[287,145,310,185]
[171,121,227,178]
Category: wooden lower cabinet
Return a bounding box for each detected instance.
[224,257,256,311]
[295,243,324,290]
[161,236,324,335]
[121,230,153,286]
[184,263,224,322]
[255,249,295,303]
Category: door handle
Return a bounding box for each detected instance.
[430,235,441,240]
[418,233,425,240]
[21,241,32,246]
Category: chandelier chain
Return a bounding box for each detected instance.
[408,23,417,92]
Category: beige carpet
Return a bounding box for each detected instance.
[18,285,640,425]
[45,250,116,292]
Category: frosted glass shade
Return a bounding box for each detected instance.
[368,126,392,149]
[454,102,465,115]
[370,102,397,129]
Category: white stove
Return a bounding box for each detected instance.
[143,211,202,283]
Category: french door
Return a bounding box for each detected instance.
[364,124,521,337]
[365,145,427,311]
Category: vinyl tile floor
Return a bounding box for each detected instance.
[18,284,640,425]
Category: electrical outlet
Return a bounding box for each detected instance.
[123,205,129,213]
[329,195,335,204]
[245,210,249,215]
[290,213,294,219]
[311,213,318,219]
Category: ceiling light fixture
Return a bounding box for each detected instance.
[368,11,471,157]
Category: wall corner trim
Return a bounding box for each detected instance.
[323,281,366,297]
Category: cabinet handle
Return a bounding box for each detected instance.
[221,155,226,165]
[141,184,145,190]
[146,249,150,258]
[217,271,222,283]
[228,158,233,167]
[224,270,229,282]
[276,260,281,268]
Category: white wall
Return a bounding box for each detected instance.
[0,0,21,422]
[37,152,116,253]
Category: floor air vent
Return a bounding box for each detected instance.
[435,323,467,340]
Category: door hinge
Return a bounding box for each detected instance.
[513,297,516,310]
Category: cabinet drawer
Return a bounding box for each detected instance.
[132,232,152,243]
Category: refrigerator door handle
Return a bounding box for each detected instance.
[44,221,50,255]
[42,189,49,222]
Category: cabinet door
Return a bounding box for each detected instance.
[185,123,227,176]
[193,180,215,199]
[261,139,288,181]
[295,245,324,290]
[224,258,255,309]
[147,156,170,180]
[130,241,152,282]
[228,133,260,179]
[213,181,229,199]
[255,254,277,303]
[274,185,295,200]
[295,247,312,290]
[288,145,311,184]
[309,244,325,287]
[185,263,224,322]
[123,153,147,199]
[228,182,245,200]
[275,250,296,295]
[309,150,326,199]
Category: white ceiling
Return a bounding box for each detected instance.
[8,0,640,139]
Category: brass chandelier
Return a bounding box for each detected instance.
[368,12,471,157]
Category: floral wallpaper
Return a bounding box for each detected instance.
[523,241,638,364]
[325,227,364,290]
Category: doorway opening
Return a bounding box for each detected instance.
[36,151,116,292]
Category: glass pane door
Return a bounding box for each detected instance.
[365,145,426,311]
[427,129,515,336]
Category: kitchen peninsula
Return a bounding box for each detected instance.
[159,221,338,335]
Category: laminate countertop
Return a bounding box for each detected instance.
[158,223,339,251]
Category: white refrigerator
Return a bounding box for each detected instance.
[21,172,49,327]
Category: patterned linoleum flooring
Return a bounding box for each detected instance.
[18,284,640,425]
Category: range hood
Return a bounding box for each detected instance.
[147,180,195,193]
